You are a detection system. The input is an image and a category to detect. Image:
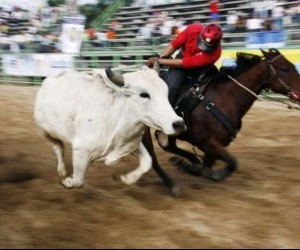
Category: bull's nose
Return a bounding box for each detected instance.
[172,120,187,133]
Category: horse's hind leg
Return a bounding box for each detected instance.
[44,133,68,180]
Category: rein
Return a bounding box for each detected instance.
[81,64,144,74]
[112,64,144,71]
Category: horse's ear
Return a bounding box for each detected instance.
[260,48,267,57]
[269,48,280,55]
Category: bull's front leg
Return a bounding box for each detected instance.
[118,143,152,185]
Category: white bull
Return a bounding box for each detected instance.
[34,63,186,189]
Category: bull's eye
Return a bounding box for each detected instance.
[140,92,150,99]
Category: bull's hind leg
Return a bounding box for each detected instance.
[44,133,68,180]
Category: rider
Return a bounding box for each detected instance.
[147,23,223,106]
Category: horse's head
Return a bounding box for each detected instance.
[261,48,300,104]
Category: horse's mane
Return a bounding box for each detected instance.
[218,52,262,80]
[235,52,262,75]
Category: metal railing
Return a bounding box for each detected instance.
[91,0,126,29]
[1,38,299,86]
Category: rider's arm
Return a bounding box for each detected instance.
[160,44,176,58]
[158,58,183,68]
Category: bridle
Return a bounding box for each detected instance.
[263,54,300,103]
[228,53,300,109]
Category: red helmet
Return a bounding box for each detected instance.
[197,24,223,52]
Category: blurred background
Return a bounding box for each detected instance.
[0,0,299,83]
[1,1,300,248]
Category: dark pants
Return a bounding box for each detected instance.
[160,67,187,106]
[160,64,214,106]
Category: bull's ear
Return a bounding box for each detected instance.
[105,66,125,87]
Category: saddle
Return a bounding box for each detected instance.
[173,65,218,117]
[172,65,239,142]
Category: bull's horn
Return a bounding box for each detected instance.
[153,57,160,74]
[105,66,124,87]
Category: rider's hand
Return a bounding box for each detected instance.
[146,57,156,68]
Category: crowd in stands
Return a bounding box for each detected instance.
[87,0,300,48]
[0,4,65,52]
[0,0,300,53]
[224,0,300,34]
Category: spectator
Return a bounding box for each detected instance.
[151,24,161,45]
[289,2,300,24]
[246,13,264,32]
[106,28,116,47]
[272,2,285,30]
[139,22,153,46]
[95,29,108,48]
[235,13,247,32]
[209,0,221,22]
[110,20,122,31]
[160,16,175,44]
[252,0,272,19]
[263,16,274,31]
[225,10,238,32]
[86,26,96,41]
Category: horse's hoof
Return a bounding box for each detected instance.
[210,171,225,182]
[201,167,212,179]
[172,158,202,176]
[170,156,183,165]
[189,163,203,176]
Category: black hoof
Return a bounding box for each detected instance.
[169,156,183,165]
[210,171,225,182]
[209,168,234,182]
[170,184,181,198]
[170,157,202,176]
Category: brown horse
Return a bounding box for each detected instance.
[142,48,300,196]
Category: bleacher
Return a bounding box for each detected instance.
[100,0,300,48]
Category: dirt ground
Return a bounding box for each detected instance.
[0,84,300,249]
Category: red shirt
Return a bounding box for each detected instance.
[171,24,221,68]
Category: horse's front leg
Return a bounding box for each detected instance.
[155,131,202,164]
[156,134,204,176]
[142,128,180,197]
[201,143,238,181]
